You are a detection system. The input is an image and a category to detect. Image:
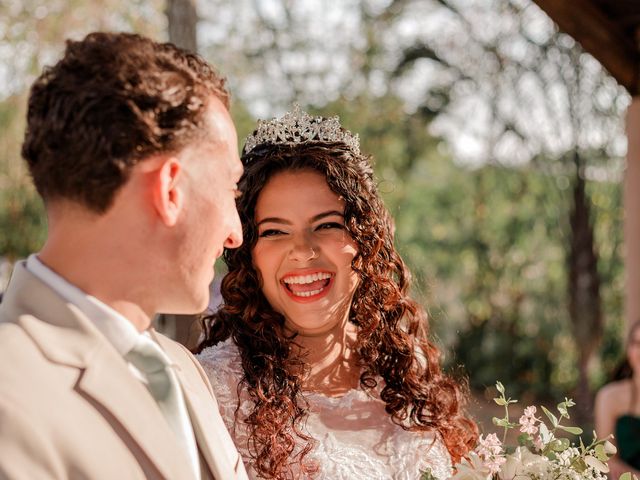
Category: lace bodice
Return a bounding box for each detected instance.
[197,339,453,479]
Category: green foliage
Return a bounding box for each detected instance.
[0,0,628,406]
[317,93,624,401]
[0,94,46,260]
[0,184,46,260]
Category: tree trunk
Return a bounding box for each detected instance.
[166,0,198,52]
[568,169,602,422]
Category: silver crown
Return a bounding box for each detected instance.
[242,104,360,156]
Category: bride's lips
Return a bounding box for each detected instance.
[280,269,334,303]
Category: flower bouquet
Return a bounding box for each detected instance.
[422,382,637,480]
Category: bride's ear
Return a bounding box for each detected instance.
[151,156,183,227]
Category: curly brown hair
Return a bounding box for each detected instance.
[22,31,229,213]
[198,140,478,478]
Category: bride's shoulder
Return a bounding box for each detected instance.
[196,338,243,382]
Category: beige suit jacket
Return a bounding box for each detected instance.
[0,262,248,480]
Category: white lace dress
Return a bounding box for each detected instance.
[197,339,453,479]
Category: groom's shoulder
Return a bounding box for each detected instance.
[0,315,37,360]
[0,316,56,407]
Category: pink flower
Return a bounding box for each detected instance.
[477,434,506,475]
[477,433,503,458]
[484,455,506,475]
[519,406,538,435]
[532,435,544,451]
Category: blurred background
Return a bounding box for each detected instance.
[1,0,637,432]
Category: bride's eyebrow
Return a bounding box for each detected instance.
[257,210,344,227]
[311,210,344,222]
[256,217,292,227]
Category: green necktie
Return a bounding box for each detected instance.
[125,336,200,479]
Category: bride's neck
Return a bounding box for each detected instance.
[293,318,360,396]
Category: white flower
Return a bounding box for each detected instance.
[451,452,492,480]
[603,440,616,455]
[584,455,609,474]
[498,446,549,480]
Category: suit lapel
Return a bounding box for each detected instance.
[180,374,238,479]
[76,340,194,480]
[152,333,244,480]
[2,263,194,480]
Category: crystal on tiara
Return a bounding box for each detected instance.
[242,104,360,156]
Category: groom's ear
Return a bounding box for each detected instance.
[150,156,183,227]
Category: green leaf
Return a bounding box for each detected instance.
[420,468,438,480]
[594,444,608,462]
[496,381,505,395]
[557,402,568,418]
[493,417,518,429]
[541,405,558,427]
[573,458,587,473]
[494,397,508,406]
[517,433,530,446]
[493,417,509,427]
[557,424,583,435]
[619,473,632,480]
[550,438,569,451]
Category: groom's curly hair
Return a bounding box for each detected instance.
[22,31,228,213]
[198,141,478,479]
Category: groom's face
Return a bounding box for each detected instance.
[173,97,243,312]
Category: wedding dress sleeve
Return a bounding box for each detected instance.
[196,339,256,474]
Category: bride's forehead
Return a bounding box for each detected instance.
[259,170,339,200]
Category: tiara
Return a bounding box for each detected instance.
[242,104,360,156]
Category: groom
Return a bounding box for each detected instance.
[0,32,247,479]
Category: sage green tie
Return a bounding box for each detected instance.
[125,336,200,480]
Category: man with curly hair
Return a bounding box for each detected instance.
[0,32,247,480]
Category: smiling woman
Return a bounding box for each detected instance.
[196,106,478,479]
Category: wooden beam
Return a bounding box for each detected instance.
[532,0,640,95]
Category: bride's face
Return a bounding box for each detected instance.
[251,169,359,336]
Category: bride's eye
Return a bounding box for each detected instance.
[258,228,286,238]
[316,222,344,231]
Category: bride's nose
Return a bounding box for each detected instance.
[287,237,319,262]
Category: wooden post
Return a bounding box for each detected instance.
[166,0,198,53]
[625,96,640,333]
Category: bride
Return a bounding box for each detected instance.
[196,106,478,479]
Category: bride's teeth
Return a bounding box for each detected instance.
[291,288,323,297]
[284,273,332,285]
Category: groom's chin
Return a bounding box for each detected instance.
[159,289,210,316]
